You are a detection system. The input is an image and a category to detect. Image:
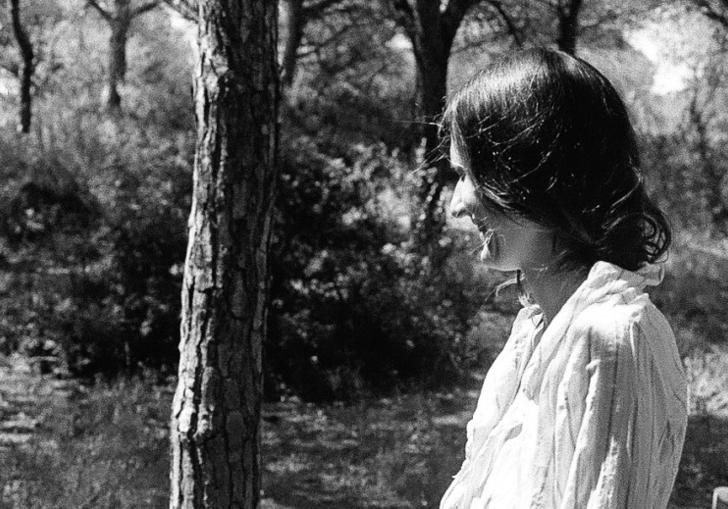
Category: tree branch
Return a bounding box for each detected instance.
[132,0,160,17]
[86,0,112,20]
[0,61,20,78]
[298,19,363,56]
[441,0,481,46]
[10,0,33,66]
[693,0,728,28]
[161,0,197,21]
[388,0,417,37]
[486,0,523,46]
[302,0,345,16]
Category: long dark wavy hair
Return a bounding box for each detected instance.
[442,48,670,272]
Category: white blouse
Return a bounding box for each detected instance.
[440,261,688,509]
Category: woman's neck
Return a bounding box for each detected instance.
[522,264,588,325]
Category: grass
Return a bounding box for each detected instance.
[261,392,471,508]
[1,366,727,509]
[0,376,171,509]
[0,371,473,509]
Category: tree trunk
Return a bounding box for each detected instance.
[281,0,304,87]
[688,94,728,234]
[556,0,583,55]
[169,0,278,507]
[417,51,449,245]
[107,0,131,111]
[10,0,34,133]
[390,0,471,246]
[406,0,456,246]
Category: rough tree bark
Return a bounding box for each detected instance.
[10,0,34,133]
[169,0,278,507]
[555,0,583,55]
[87,0,158,111]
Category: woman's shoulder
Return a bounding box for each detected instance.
[570,292,671,348]
[568,293,686,403]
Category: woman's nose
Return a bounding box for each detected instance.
[450,179,467,218]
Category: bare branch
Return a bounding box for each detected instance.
[10,0,33,69]
[298,19,362,56]
[441,0,482,46]
[486,0,523,47]
[132,0,160,17]
[86,0,112,20]
[302,0,345,16]
[693,0,728,28]
[161,0,197,21]
[386,0,417,42]
[0,61,20,78]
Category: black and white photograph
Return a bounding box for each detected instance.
[0,1,726,508]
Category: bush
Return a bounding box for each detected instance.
[0,117,192,377]
[266,136,502,401]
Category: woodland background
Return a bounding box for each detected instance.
[1,0,728,507]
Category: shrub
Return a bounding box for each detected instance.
[266,136,502,401]
[0,118,192,377]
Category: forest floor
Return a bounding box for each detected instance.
[1,353,726,509]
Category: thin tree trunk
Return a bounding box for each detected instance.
[281,0,304,87]
[108,0,131,111]
[417,53,449,244]
[390,0,473,245]
[408,4,455,247]
[169,0,278,507]
[688,95,728,234]
[556,0,583,55]
[10,0,34,133]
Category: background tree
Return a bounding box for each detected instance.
[554,0,583,53]
[9,0,34,133]
[169,0,278,507]
[691,0,728,27]
[385,0,529,244]
[161,0,196,20]
[86,0,159,111]
[385,0,479,242]
[280,0,348,87]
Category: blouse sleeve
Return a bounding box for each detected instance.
[557,319,636,509]
[556,312,685,509]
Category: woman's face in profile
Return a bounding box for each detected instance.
[448,143,553,272]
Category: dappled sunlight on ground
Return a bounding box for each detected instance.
[1,354,726,508]
[260,392,475,508]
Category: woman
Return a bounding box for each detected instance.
[440,49,687,509]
